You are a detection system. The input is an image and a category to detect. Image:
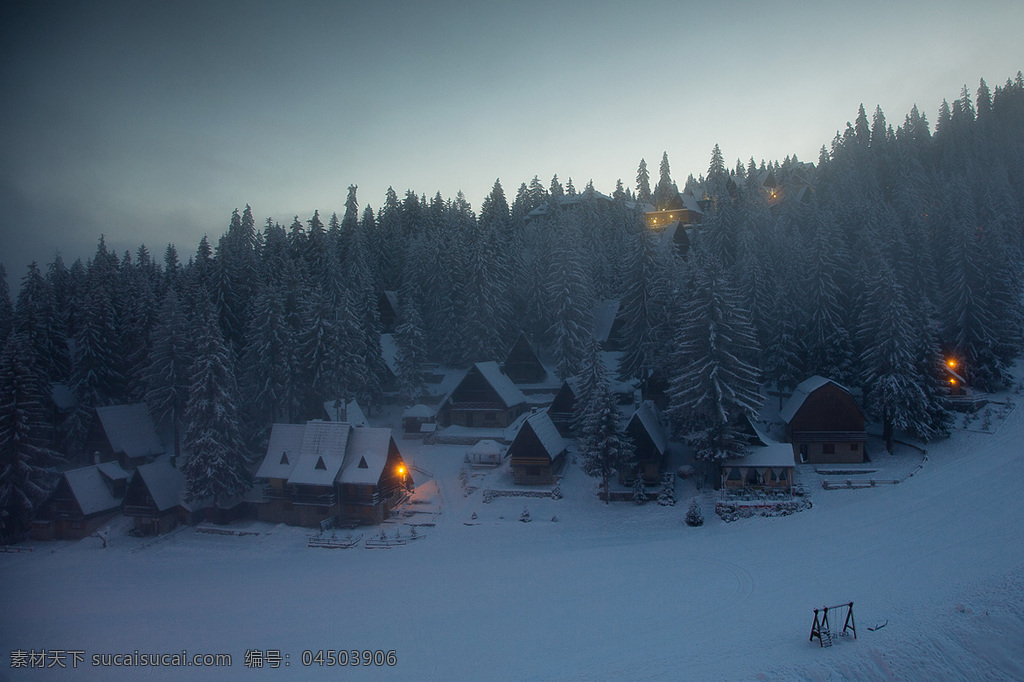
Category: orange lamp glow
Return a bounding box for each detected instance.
[396,465,406,476]
[947,359,957,368]
[949,378,956,385]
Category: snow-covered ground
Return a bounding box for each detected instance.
[4,388,1024,680]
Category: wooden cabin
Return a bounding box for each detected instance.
[620,401,669,485]
[547,377,581,436]
[437,362,528,428]
[643,191,704,230]
[593,299,626,351]
[123,461,202,535]
[941,358,985,411]
[401,404,435,438]
[509,411,567,485]
[35,462,129,540]
[322,398,369,426]
[255,420,412,527]
[84,404,164,470]
[781,376,867,464]
[502,332,547,384]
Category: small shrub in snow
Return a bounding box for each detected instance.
[551,515,558,522]
[685,500,704,527]
[551,480,562,500]
[471,511,478,520]
[982,408,993,429]
[632,476,648,505]
[520,506,531,523]
[657,478,675,506]
[482,490,494,503]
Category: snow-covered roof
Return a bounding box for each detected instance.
[62,465,124,516]
[340,427,394,486]
[286,421,350,486]
[380,333,399,376]
[95,460,130,481]
[94,404,164,460]
[780,376,856,424]
[521,411,567,459]
[255,424,306,480]
[134,460,185,513]
[726,440,794,468]
[592,299,620,342]
[630,401,668,455]
[525,192,614,219]
[403,404,434,419]
[382,290,399,314]
[468,439,502,456]
[473,361,527,408]
[322,398,368,427]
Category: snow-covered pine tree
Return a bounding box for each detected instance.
[858,263,928,452]
[13,261,69,384]
[575,340,633,504]
[800,209,855,383]
[636,158,652,205]
[393,289,428,404]
[657,477,675,506]
[652,152,676,208]
[617,229,670,382]
[685,499,704,527]
[143,289,193,462]
[666,254,762,463]
[631,473,647,504]
[181,304,251,505]
[0,333,61,540]
[545,212,594,380]
[0,264,10,349]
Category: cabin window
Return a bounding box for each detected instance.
[822,444,835,455]
[484,412,497,424]
[527,467,540,476]
[315,456,326,470]
[280,452,289,465]
[727,468,742,481]
[851,443,860,451]
[799,444,808,463]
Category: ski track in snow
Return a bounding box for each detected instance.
[3,386,1024,680]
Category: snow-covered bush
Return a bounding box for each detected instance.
[632,475,647,505]
[520,506,531,523]
[657,478,675,506]
[685,499,704,526]
[551,479,562,500]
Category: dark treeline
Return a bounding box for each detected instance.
[2,74,1023,538]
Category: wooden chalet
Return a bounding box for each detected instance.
[123,460,202,535]
[378,290,400,333]
[547,377,581,436]
[720,419,794,492]
[322,398,369,426]
[524,191,614,223]
[502,332,547,384]
[941,358,985,411]
[509,411,567,485]
[401,404,435,438]
[437,361,528,428]
[35,462,129,540]
[84,404,164,470]
[621,401,669,485]
[255,420,412,527]
[643,192,705,229]
[592,299,626,351]
[781,376,867,464]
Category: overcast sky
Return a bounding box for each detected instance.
[1,0,1022,284]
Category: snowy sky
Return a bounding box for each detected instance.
[1,0,1022,282]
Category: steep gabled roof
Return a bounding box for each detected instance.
[133,460,185,513]
[286,421,350,486]
[255,423,306,480]
[62,464,125,516]
[322,398,368,427]
[340,427,395,485]
[629,401,668,455]
[94,404,164,460]
[592,299,620,343]
[442,361,527,410]
[517,411,567,459]
[780,376,864,424]
[380,333,398,377]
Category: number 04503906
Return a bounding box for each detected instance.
[301,650,397,666]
